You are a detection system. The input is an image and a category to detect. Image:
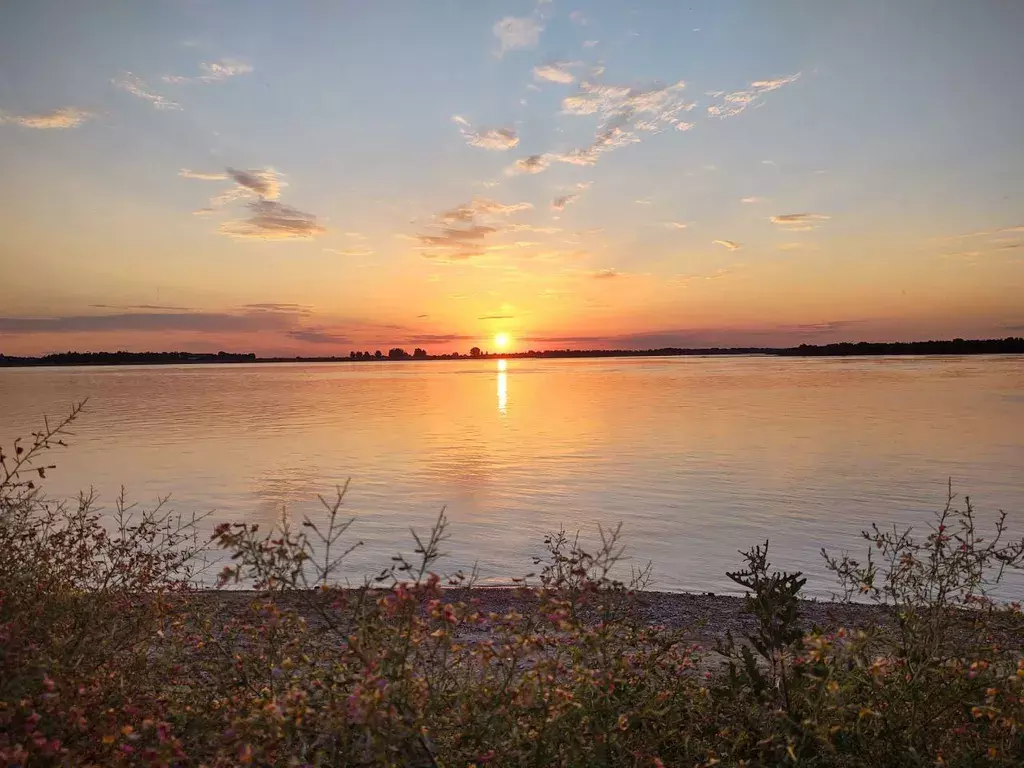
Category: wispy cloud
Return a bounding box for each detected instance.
[114,73,180,110]
[552,194,580,211]
[522,320,862,349]
[770,212,830,231]
[406,333,475,344]
[414,196,532,260]
[163,58,253,84]
[220,200,326,240]
[508,223,562,234]
[582,39,600,48]
[0,107,93,129]
[0,306,303,335]
[674,267,738,283]
[440,197,533,222]
[533,61,579,84]
[179,169,228,181]
[325,247,374,257]
[452,115,519,151]
[182,166,284,207]
[713,239,741,251]
[505,154,550,175]
[741,196,764,204]
[90,303,192,311]
[707,72,801,118]
[664,221,689,230]
[593,268,621,279]
[542,79,696,171]
[478,314,515,320]
[225,167,282,200]
[493,16,543,55]
[286,327,351,345]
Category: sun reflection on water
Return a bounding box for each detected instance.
[497,358,507,414]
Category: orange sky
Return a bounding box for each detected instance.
[1,1,1022,356]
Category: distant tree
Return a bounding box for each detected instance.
[388,348,408,360]
[349,351,357,359]
[374,350,383,359]
[413,348,427,359]
[470,346,482,358]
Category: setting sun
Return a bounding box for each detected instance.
[494,333,511,350]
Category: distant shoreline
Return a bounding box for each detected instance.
[1,337,1022,368]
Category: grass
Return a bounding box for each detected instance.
[1,404,1022,766]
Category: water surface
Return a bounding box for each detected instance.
[2,355,1021,596]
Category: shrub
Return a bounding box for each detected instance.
[1,407,1022,766]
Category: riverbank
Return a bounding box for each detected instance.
[3,336,1022,366]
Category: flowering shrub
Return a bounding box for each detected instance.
[2,406,1022,766]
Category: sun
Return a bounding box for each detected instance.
[494,332,511,350]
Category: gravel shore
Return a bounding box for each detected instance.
[197,588,901,648]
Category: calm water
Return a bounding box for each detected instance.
[2,356,1022,597]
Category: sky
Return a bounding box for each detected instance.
[1,0,1022,356]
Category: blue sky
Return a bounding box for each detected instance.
[1,0,1022,355]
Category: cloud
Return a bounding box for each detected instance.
[0,107,93,129]
[553,79,695,168]
[405,333,474,344]
[114,73,180,110]
[508,223,562,234]
[226,167,282,200]
[707,72,800,118]
[415,196,534,260]
[418,225,497,247]
[713,239,741,251]
[751,75,803,91]
[770,212,830,231]
[90,303,192,311]
[325,247,374,257]
[220,200,326,240]
[286,327,351,345]
[521,320,862,349]
[741,196,763,204]
[505,154,550,175]
[533,61,578,84]
[569,10,588,25]
[182,166,285,208]
[164,58,253,84]
[552,194,580,211]
[593,268,621,279]
[582,39,600,48]
[673,267,740,285]
[664,221,688,230]
[440,197,533,222]
[493,16,543,54]
[0,307,302,335]
[452,116,519,150]
[243,303,311,313]
[179,169,229,181]
[478,314,515,320]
